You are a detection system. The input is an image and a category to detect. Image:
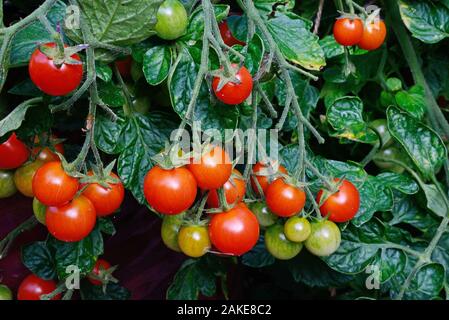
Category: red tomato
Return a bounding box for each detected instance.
[219,20,245,47]
[29,43,83,96]
[88,259,112,286]
[188,145,232,190]
[82,172,125,217]
[46,195,97,242]
[333,17,364,46]
[209,203,259,256]
[32,161,79,206]
[316,178,360,223]
[250,161,287,195]
[358,20,387,51]
[17,274,60,300]
[115,56,132,78]
[32,135,64,163]
[0,133,30,169]
[212,64,253,105]
[265,179,306,217]
[143,166,197,215]
[207,169,246,208]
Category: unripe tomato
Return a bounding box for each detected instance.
[265,179,306,217]
[316,179,360,223]
[373,147,405,174]
[32,161,79,206]
[251,161,287,195]
[46,195,97,242]
[82,172,125,217]
[219,19,245,47]
[144,166,197,215]
[33,197,47,225]
[284,216,311,242]
[17,274,60,300]
[155,0,188,40]
[212,64,253,105]
[358,20,387,51]
[0,170,17,199]
[333,17,364,46]
[188,145,232,190]
[29,42,83,96]
[0,133,30,169]
[304,220,341,257]
[161,213,185,252]
[248,201,278,228]
[88,259,112,286]
[209,203,259,256]
[370,119,392,148]
[265,224,302,260]
[0,284,12,300]
[178,225,211,258]
[14,160,44,197]
[207,169,246,208]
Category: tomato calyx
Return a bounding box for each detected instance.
[88,265,119,290]
[39,43,88,68]
[364,8,382,26]
[316,178,345,206]
[210,64,243,92]
[79,161,120,189]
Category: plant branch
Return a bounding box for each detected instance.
[0,216,37,260]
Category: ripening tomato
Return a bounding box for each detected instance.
[219,19,245,47]
[17,274,60,300]
[32,161,79,206]
[265,179,306,217]
[155,0,188,40]
[212,64,253,105]
[0,133,30,169]
[13,160,44,197]
[188,145,232,190]
[144,166,197,215]
[333,17,364,46]
[178,225,211,258]
[82,172,125,217]
[304,220,341,257]
[207,169,246,208]
[88,259,112,286]
[370,119,392,148]
[115,56,132,78]
[0,170,17,199]
[161,213,185,252]
[265,224,302,260]
[29,42,83,96]
[358,20,387,51]
[209,203,259,256]
[284,216,311,242]
[46,195,96,242]
[251,161,287,195]
[316,179,360,223]
[33,197,47,225]
[32,135,64,163]
[248,201,278,228]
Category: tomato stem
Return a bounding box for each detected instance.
[0,216,38,260]
[194,191,210,223]
[218,187,231,211]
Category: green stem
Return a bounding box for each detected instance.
[305,159,335,191]
[0,216,37,260]
[360,144,380,167]
[243,89,258,190]
[38,15,64,56]
[255,81,277,118]
[194,191,209,223]
[114,63,134,116]
[336,0,344,12]
[345,0,354,15]
[218,187,231,211]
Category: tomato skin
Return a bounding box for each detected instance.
[32,135,64,163]
[161,213,185,252]
[82,172,125,217]
[317,179,360,223]
[373,147,405,174]
[188,146,232,190]
[370,119,392,148]
[0,170,17,199]
[284,216,311,242]
[29,43,83,96]
[155,0,188,40]
[248,201,278,227]
[358,20,387,51]
[251,161,287,195]
[115,56,132,78]
[207,169,246,208]
[144,166,197,215]
[266,179,306,217]
[33,197,47,225]
[14,160,44,197]
[333,17,364,46]
[88,259,112,286]
[32,161,79,206]
[212,64,253,105]
[17,274,61,300]
[46,195,97,242]
[0,284,12,300]
[178,225,211,258]
[265,224,302,260]
[0,133,30,170]
[209,204,259,256]
[219,20,245,47]
[304,220,341,257]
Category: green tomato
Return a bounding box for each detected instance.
[305,220,341,257]
[133,96,151,115]
[370,119,392,148]
[0,284,12,300]
[265,224,302,260]
[248,201,278,228]
[161,213,185,252]
[284,216,311,242]
[178,225,211,258]
[373,146,405,174]
[155,0,188,40]
[0,170,17,199]
[33,197,47,225]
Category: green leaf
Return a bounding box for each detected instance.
[242,235,275,268]
[143,45,172,86]
[371,248,408,283]
[387,106,447,180]
[180,4,229,41]
[80,282,131,300]
[327,97,378,144]
[266,13,325,70]
[96,63,113,82]
[232,34,265,76]
[97,80,126,107]
[98,218,116,235]
[227,14,248,43]
[402,263,445,300]
[8,79,42,97]
[319,35,344,59]
[254,0,296,13]
[395,85,426,119]
[432,233,449,281]
[22,242,57,280]
[376,172,419,195]
[399,0,449,44]
[421,183,448,218]
[0,99,40,138]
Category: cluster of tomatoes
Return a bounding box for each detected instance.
[333,15,387,50]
